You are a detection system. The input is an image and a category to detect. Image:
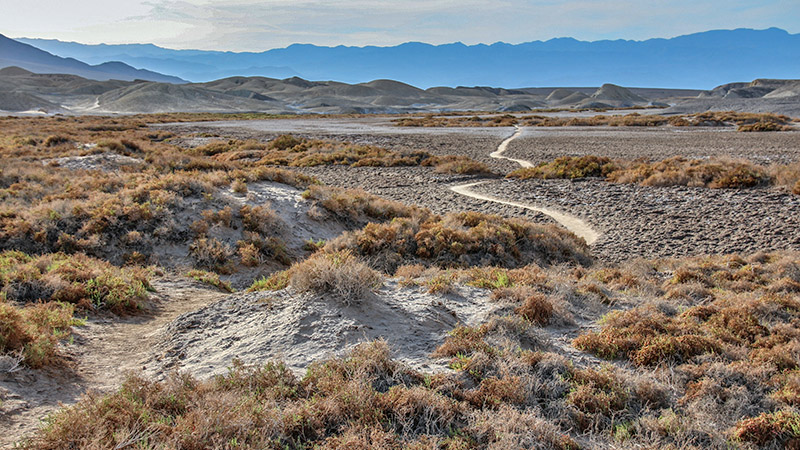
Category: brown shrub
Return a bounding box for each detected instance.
[515,293,553,326]
[326,211,592,273]
[189,238,234,272]
[733,410,800,447]
[0,301,75,367]
[288,250,381,302]
[508,156,617,180]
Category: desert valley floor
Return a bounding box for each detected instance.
[2,111,800,449]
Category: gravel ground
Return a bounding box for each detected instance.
[506,127,800,165]
[170,119,800,263]
[296,165,555,224]
[473,179,800,262]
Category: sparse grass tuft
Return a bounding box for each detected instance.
[287,250,381,302]
[186,269,234,293]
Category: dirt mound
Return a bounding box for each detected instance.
[545,89,574,101]
[551,91,589,106]
[0,66,33,76]
[148,280,498,378]
[589,83,647,107]
[46,152,144,172]
[764,81,800,99]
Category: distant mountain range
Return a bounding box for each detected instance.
[0,34,184,83]
[15,28,800,89]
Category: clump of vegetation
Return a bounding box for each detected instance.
[509,156,617,180]
[511,155,783,190]
[302,185,428,223]
[285,250,381,302]
[395,111,796,130]
[248,270,290,292]
[207,134,493,175]
[738,121,794,132]
[186,269,234,293]
[0,251,151,313]
[27,340,586,449]
[0,301,77,368]
[733,409,800,447]
[606,156,772,188]
[326,210,592,273]
[0,251,151,367]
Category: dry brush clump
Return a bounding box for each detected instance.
[284,250,382,302]
[325,210,592,273]
[569,252,800,447]
[207,133,492,175]
[0,250,152,367]
[393,111,796,130]
[509,156,618,180]
[24,340,585,450]
[510,155,794,191]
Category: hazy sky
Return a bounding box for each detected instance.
[2,0,798,51]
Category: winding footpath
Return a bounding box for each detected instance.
[450,126,600,245]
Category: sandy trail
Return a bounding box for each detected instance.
[451,181,599,245]
[451,127,600,245]
[489,126,532,168]
[0,277,227,448]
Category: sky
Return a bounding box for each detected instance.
[1,0,798,51]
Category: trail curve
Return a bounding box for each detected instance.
[450,126,600,245]
[489,126,533,168]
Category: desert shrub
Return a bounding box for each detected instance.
[738,121,793,132]
[733,409,800,447]
[615,157,773,189]
[268,134,303,151]
[468,405,579,450]
[509,156,617,180]
[302,185,426,222]
[425,270,458,294]
[43,135,71,147]
[287,250,381,302]
[567,366,631,430]
[421,155,493,175]
[514,293,553,325]
[186,269,234,293]
[0,251,151,313]
[240,204,281,234]
[231,178,247,193]
[248,270,290,292]
[189,238,234,272]
[326,211,592,273]
[0,301,76,367]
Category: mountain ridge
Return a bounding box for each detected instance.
[15,28,800,88]
[0,34,185,83]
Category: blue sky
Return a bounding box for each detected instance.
[2,0,798,51]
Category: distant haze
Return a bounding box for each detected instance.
[16,28,800,89]
[2,0,799,51]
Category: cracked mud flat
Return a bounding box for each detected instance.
[177,119,800,262]
[473,179,800,261]
[506,126,800,165]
